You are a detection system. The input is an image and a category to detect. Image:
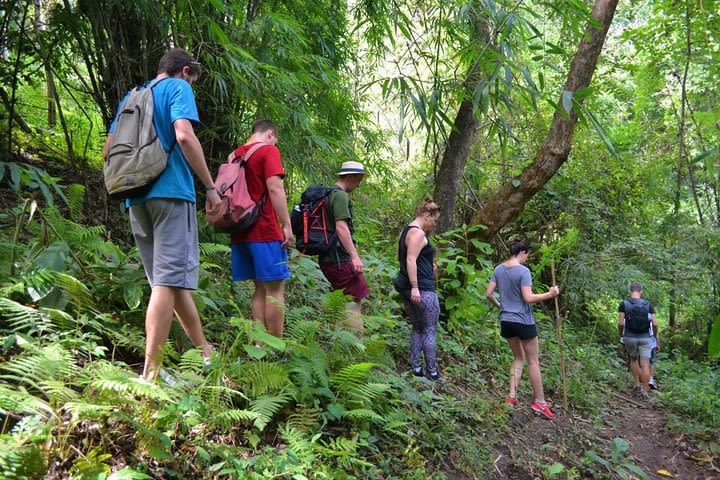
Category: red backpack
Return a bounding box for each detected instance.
[207,142,267,233]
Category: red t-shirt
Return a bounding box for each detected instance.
[230,142,285,243]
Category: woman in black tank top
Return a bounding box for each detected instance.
[394,196,442,381]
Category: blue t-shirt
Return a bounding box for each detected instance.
[490,264,534,325]
[109,77,200,205]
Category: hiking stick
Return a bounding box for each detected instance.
[551,258,568,410]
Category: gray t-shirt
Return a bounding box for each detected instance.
[490,264,534,325]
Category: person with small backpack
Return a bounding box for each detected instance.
[618,282,659,401]
[228,120,293,338]
[394,196,442,381]
[316,162,369,331]
[102,48,221,381]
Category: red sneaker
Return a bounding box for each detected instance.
[531,401,555,419]
[507,396,518,407]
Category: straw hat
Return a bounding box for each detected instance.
[338,161,367,176]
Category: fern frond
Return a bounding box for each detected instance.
[280,424,315,464]
[0,385,55,417]
[288,344,330,393]
[38,379,81,404]
[64,401,116,421]
[199,243,231,256]
[249,390,294,431]
[321,290,351,325]
[287,404,322,432]
[86,362,172,402]
[344,408,385,423]
[0,298,54,334]
[331,328,365,353]
[286,318,320,342]
[231,361,292,397]
[65,183,85,222]
[331,362,375,392]
[214,409,261,430]
[0,343,77,393]
[53,272,96,312]
[178,348,206,373]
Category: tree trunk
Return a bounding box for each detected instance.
[434,99,478,232]
[433,5,490,233]
[469,0,619,244]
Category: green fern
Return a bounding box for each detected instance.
[288,344,330,395]
[249,390,294,431]
[287,404,322,432]
[68,446,111,479]
[321,290,351,325]
[86,361,173,402]
[0,297,55,335]
[0,384,55,417]
[199,243,231,256]
[331,363,390,407]
[0,439,47,479]
[0,343,78,395]
[230,361,292,397]
[280,423,315,465]
[65,183,85,223]
[344,408,385,423]
[214,409,261,430]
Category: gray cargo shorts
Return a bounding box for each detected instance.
[623,337,652,359]
[129,198,199,290]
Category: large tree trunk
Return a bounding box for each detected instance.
[434,100,478,232]
[470,0,619,244]
[433,4,490,233]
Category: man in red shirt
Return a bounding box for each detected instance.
[230,120,293,337]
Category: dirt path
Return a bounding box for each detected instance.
[595,395,717,480]
[487,392,717,479]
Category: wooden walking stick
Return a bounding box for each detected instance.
[551,258,568,410]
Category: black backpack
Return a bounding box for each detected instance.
[291,186,342,256]
[624,298,651,334]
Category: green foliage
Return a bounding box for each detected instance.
[584,438,649,480]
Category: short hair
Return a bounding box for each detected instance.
[251,119,277,135]
[508,238,530,257]
[157,48,201,77]
[629,282,643,293]
[415,195,441,217]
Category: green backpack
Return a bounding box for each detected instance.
[103,78,173,199]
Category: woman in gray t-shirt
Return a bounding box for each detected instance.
[485,239,560,419]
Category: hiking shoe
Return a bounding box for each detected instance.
[412,368,424,377]
[641,393,651,403]
[631,385,643,396]
[531,401,556,419]
[507,396,518,407]
[648,377,658,390]
[158,368,178,387]
[428,372,442,383]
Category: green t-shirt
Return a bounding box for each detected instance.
[319,189,353,263]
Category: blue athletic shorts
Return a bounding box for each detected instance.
[231,241,290,282]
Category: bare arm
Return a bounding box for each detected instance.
[405,228,425,305]
[336,219,362,273]
[521,284,559,304]
[174,119,221,213]
[618,312,625,338]
[102,133,113,160]
[485,280,501,309]
[652,313,659,351]
[266,175,293,248]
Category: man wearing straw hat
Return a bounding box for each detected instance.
[318,161,370,330]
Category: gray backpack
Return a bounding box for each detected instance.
[103,78,173,199]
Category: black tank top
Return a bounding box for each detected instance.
[396,225,435,291]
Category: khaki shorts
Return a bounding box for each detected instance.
[129,199,199,289]
[623,337,652,359]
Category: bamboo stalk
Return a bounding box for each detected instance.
[551,258,568,410]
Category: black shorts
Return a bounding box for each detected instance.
[500,321,538,340]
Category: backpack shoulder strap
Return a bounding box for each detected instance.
[228,142,269,164]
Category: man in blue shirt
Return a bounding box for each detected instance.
[103,48,221,381]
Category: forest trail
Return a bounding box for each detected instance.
[486,389,716,479]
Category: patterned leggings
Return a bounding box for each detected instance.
[403,291,440,375]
